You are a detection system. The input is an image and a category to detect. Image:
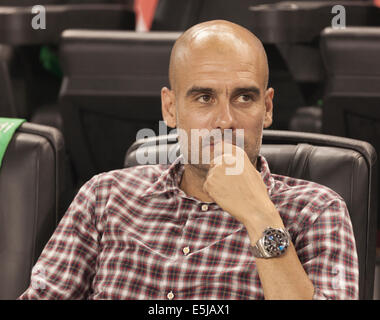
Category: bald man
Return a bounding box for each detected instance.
[19,20,358,300]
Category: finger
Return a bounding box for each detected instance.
[203,175,213,195]
[209,154,224,168]
[210,141,234,166]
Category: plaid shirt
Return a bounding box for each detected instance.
[19,156,358,300]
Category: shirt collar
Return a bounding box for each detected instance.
[143,154,275,198]
[142,155,185,198]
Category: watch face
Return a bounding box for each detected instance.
[263,228,289,257]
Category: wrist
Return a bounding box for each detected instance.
[242,209,285,245]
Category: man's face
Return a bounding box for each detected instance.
[162,33,274,172]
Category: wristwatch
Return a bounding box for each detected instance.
[250,227,291,259]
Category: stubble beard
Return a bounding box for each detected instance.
[179,131,263,176]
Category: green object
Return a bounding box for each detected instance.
[0,118,26,168]
[39,45,63,78]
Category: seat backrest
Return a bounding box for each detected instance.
[59,29,181,185]
[0,122,66,299]
[321,26,380,233]
[124,130,378,300]
[151,0,275,31]
[0,1,124,6]
[320,27,380,169]
[151,0,203,31]
[0,2,135,130]
[0,45,17,118]
[0,0,62,5]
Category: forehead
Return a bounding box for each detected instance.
[175,45,263,93]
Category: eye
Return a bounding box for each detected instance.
[236,94,253,103]
[197,94,213,104]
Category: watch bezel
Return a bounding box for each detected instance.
[261,227,290,257]
[251,227,290,258]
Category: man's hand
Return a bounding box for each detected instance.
[203,143,315,299]
[203,143,284,244]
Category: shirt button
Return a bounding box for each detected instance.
[201,204,208,211]
[167,291,175,300]
[182,246,190,256]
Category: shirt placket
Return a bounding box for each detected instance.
[162,197,213,300]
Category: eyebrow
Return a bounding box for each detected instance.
[185,86,261,98]
[186,86,215,98]
[232,86,261,98]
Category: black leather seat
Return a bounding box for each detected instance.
[320,26,380,151]
[0,122,68,299]
[0,45,16,118]
[320,26,380,227]
[59,29,181,185]
[152,0,275,31]
[0,0,61,5]
[124,130,378,300]
[0,1,135,132]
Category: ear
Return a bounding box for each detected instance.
[263,87,274,128]
[161,87,177,128]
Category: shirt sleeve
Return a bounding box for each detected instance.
[294,197,359,300]
[18,175,100,300]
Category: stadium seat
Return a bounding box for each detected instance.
[0,122,70,299]
[0,1,135,129]
[320,27,380,159]
[125,130,378,300]
[0,45,17,117]
[320,27,380,228]
[0,0,61,5]
[59,29,181,185]
[152,0,274,31]
[248,1,380,131]
[0,0,124,7]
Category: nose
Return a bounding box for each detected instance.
[213,100,236,130]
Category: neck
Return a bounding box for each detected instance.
[179,164,214,203]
